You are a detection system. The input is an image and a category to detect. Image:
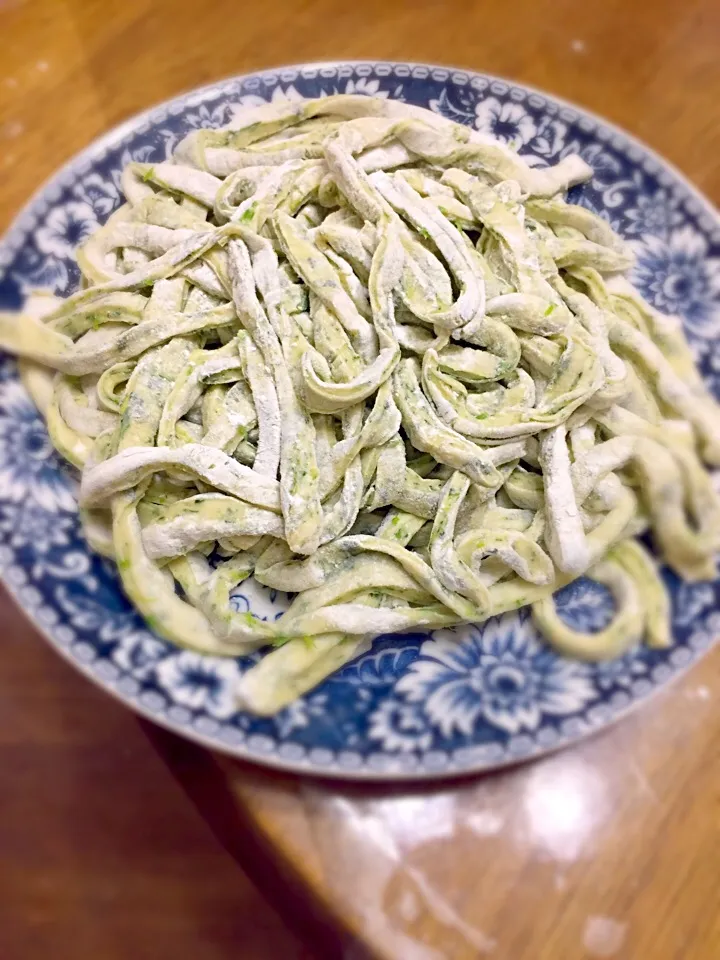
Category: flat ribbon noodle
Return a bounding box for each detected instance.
[2,93,718,715]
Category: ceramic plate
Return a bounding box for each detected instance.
[1,62,719,779]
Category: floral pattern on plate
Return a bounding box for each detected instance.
[0,62,718,778]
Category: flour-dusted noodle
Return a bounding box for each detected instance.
[2,94,719,714]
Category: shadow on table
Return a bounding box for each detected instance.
[139,718,361,960]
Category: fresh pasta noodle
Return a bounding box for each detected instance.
[2,94,719,715]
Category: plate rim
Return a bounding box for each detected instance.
[2,59,719,265]
[0,59,718,781]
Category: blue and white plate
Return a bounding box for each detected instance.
[1,62,719,779]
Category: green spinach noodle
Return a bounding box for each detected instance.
[2,94,719,714]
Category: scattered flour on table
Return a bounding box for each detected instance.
[1,121,23,138]
[583,915,627,957]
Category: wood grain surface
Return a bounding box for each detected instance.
[1,1,719,958]
[218,646,720,960]
[0,593,322,960]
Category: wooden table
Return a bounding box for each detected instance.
[1,1,719,958]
